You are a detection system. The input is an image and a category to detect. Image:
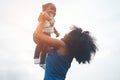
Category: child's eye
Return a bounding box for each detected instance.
[50,8,54,10]
[50,7,56,11]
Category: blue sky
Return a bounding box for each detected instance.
[0,0,120,80]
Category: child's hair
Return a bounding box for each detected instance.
[64,26,98,64]
[42,3,56,12]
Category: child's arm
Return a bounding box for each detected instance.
[54,27,60,37]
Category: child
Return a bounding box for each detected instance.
[33,3,59,69]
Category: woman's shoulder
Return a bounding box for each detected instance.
[55,43,68,55]
[47,39,67,55]
[48,49,67,57]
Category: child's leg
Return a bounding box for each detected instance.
[34,43,42,59]
[40,44,48,64]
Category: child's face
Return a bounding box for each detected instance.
[46,6,56,17]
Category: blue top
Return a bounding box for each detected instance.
[44,50,73,80]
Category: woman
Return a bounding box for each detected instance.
[33,22,97,80]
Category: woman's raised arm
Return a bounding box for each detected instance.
[33,22,65,48]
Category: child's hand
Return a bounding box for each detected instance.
[55,32,60,37]
[49,20,54,26]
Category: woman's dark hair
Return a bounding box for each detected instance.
[64,26,97,64]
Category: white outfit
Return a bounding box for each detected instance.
[43,13,55,34]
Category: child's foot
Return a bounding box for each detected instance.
[34,58,40,64]
[39,64,46,69]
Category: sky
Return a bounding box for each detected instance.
[0,0,120,80]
